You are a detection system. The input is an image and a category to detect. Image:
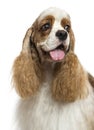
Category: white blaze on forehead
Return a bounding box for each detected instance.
[38,7,70,22]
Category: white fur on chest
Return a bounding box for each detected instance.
[15,83,94,130]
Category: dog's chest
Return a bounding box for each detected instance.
[16,84,94,130]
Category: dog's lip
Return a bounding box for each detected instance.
[41,43,69,61]
[41,43,68,53]
[49,44,66,61]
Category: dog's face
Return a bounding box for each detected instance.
[23,7,75,63]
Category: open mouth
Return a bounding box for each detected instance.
[49,44,66,61]
[42,44,69,61]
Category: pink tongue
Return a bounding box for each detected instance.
[49,49,65,61]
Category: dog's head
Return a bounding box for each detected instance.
[13,7,77,98]
[22,7,75,63]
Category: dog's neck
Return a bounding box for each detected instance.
[41,62,56,84]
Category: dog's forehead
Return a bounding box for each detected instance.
[38,7,70,22]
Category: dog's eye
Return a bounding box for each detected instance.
[64,25,70,32]
[41,23,51,31]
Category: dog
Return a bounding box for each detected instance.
[13,7,94,130]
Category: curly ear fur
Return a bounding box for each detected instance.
[13,28,42,98]
[52,52,88,102]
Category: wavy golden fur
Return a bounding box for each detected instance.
[13,28,42,98]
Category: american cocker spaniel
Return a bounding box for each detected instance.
[13,7,94,130]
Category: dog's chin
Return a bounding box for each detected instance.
[40,44,70,63]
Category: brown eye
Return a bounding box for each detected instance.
[41,22,51,31]
[64,25,70,32]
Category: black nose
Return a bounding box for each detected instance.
[56,30,67,41]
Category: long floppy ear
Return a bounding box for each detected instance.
[52,52,88,102]
[12,27,42,98]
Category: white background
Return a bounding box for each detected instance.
[0,0,94,129]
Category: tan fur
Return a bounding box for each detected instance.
[33,15,55,44]
[52,51,88,102]
[13,28,42,98]
[13,53,42,98]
